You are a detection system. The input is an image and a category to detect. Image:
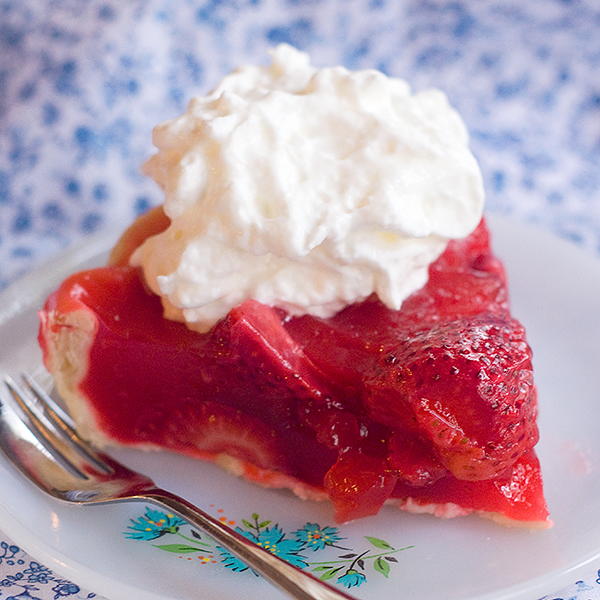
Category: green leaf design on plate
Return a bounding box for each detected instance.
[364,536,394,550]
[154,544,208,554]
[258,520,271,528]
[319,566,343,581]
[374,556,391,578]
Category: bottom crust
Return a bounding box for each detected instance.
[213,452,552,529]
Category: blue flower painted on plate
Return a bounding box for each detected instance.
[336,569,367,589]
[251,525,308,568]
[293,523,342,551]
[125,507,185,541]
[218,525,308,572]
[217,543,253,574]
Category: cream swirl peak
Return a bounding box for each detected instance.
[131,44,484,332]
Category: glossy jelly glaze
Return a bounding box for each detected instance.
[39,219,549,524]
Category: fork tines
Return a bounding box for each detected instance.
[2,374,112,477]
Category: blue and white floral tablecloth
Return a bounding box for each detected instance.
[1,1,600,599]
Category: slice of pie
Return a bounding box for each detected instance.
[38,206,549,526]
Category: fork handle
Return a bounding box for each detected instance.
[139,489,356,600]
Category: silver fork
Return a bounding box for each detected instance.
[0,373,356,600]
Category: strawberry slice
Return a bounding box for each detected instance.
[387,433,447,487]
[365,315,538,481]
[216,299,335,426]
[391,450,548,524]
[171,400,286,471]
[324,451,398,522]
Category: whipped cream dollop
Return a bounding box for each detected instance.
[132,44,484,332]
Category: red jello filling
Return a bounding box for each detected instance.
[39,219,549,524]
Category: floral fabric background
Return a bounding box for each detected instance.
[0,540,96,600]
[1,0,599,598]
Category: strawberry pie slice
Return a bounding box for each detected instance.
[38,208,549,527]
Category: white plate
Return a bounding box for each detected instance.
[0,216,599,600]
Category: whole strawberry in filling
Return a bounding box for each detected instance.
[39,219,548,525]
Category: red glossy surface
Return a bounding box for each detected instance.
[39,219,549,523]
